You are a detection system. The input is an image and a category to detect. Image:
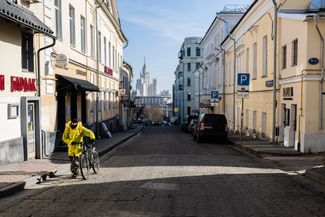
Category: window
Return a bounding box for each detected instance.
[54,0,62,39]
[262,36,267,77]
[253,42,257,79]
[187,77,191,86]
[104,37,107,65]
[98,31,102,61]
[187,106,191,115]
[113,46,115,69]
[187,47,191,57]
[282,45,287,69]
[22,32,34,72]
[109,41,111,67]
[253,111,257,133]
[246,48,249,73]
[80,16,85,53]
[69,5,75,46]
[284,108,290,126]
[292,39,298,66]
[196,47,201,56]
[90,24,94,57]
[196,62,201,69]
[187,63,191,71]
[261,112,267,137]
[187,93,191,101]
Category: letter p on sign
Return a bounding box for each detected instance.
[237,73,250,86]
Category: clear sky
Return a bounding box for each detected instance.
[117,0,253,94]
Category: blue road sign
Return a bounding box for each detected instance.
[237,73,250,86]
[211,91,219,99]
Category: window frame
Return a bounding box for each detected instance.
[54,0,62,40]
[90,24,95,58]
[253,42,257,79]
[262,35,268,77]
[80,15,86,53]
[69,5,75,47]
[21,31,34,72]
[292,39,298,66]
[187,63,191,72]
[98,31,102,62]
[187,47,191,57]
[282,45,287,69]
[196,47,201,56]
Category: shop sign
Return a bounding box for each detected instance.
[55,54,68,67]
[11,76,37,92]
[0,74,4,91]
[104,66,113,75]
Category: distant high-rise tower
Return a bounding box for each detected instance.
[135,58,157,96]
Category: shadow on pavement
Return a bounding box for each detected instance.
[1,172,325,217]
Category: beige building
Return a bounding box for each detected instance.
[222,0,278,140]
[30,0,127,154]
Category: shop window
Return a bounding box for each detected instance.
[22,32,34,72]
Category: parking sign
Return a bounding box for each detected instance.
[237,73,250,86]
[211,91,219,100]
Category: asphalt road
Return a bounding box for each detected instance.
[0,126,325,217]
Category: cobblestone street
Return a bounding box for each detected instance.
[0,126,325,217]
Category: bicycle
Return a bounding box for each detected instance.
[70,140,100,180]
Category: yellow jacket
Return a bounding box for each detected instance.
[62,121,95,146]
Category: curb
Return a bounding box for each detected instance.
[0,126,144,198]
[98,126,144,157]
[0,182,25,198]
[304,170,325,186]
[228,140,304,157]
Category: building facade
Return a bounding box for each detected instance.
[174,37,203,122]
[199,6,245,115]
[0,0,54,165]
[33,0,127,154]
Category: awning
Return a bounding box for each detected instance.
[58,75,99,92]
[0,0,53,36]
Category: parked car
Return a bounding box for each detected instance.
[187,118,198,134]
[181,115,199,132]
[193,113,228,143]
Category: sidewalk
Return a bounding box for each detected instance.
[0,125,144,197]
[228,133,325,186]
[228,134,303,156]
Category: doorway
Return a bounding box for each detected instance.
[27,103,36,159]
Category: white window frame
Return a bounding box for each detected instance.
[80,16,85,53]
[262,35,268,77]
[54,0,62,40]
[69,5,75,47]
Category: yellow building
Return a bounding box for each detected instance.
[278,0,325,152]
[222,0,278,140]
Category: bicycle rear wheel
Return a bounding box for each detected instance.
[91,151,100,174]
[79,154,89,180]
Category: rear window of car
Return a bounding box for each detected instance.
[203,114,226,124]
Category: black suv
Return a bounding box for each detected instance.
[193,113,227,143]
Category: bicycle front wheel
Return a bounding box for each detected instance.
[79,154,89,180]
[91,151,100,174]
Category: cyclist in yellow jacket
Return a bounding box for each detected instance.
[62,118,95,177]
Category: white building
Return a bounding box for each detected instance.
[174,37,203,122]
[199,5,246,115]
[0,0,54,165]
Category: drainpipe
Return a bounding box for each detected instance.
[229,35,236,131]
[271,0,278,143]
[221,47,226,114]
[36,36,56,97]
[313,14,324,130]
